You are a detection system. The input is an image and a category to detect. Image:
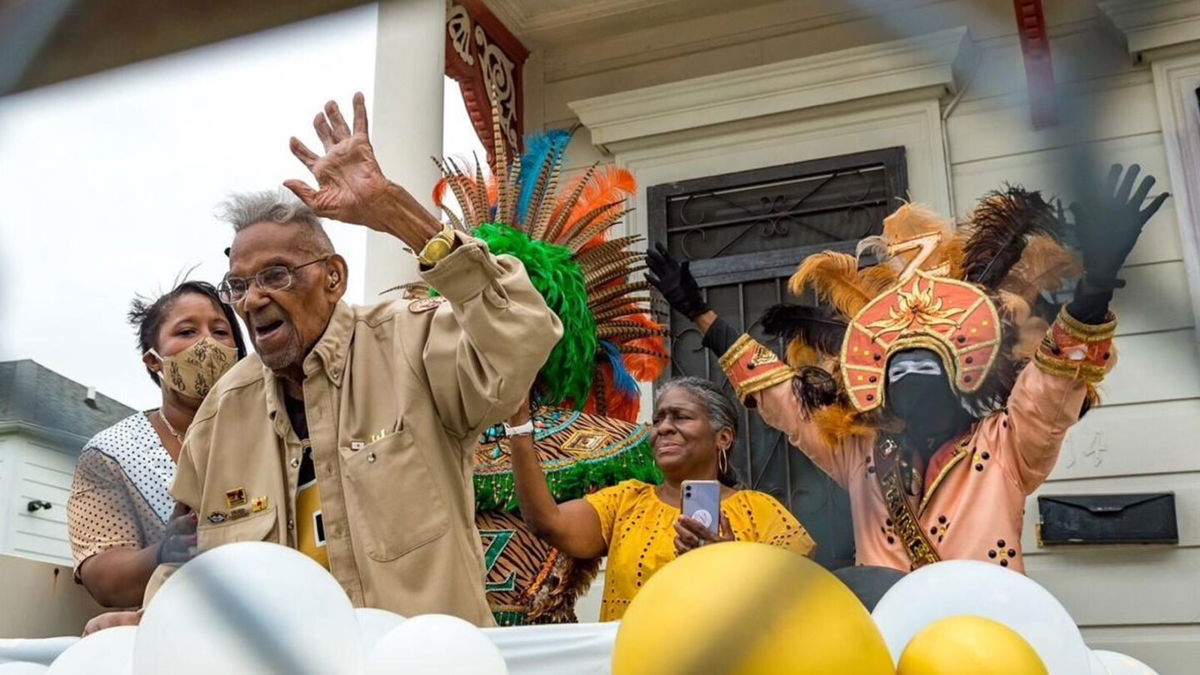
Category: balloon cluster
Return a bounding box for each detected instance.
[30,543,508,675]
[610,543,1158,675]
[12,542,1161,674]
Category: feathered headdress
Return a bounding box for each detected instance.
[762,186,1086,446]
[417,114,669,628]
[415,107,668,422]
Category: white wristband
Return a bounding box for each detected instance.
[503,421,535,438]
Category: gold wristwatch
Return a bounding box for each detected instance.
[417,225,457,267]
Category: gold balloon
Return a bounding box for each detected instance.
[898,615,1048,675]
[611,541,895,675]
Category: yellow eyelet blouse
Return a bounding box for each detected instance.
[583,479,816,621]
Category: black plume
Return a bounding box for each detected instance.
[793,366,842,412]
[760,303,847,356]
[962,186,1058,289]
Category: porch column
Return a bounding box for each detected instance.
[365,0,446,299]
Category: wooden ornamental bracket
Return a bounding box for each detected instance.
[446,0,529,162]
[1013,0,1057,127]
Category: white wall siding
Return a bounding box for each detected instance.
[0,435,77,566]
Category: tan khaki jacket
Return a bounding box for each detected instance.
[147,236,561,625]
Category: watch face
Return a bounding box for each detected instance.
[419,238,452,265]
[424,239,452,260]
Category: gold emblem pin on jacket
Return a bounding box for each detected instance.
[225,487,247,508]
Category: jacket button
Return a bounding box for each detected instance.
[367,452,376,463]
[290,457,300,469]
[287,519,295,530]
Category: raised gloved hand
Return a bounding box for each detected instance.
[1067,163,1168,323]
[646,243,709,320]
[1069,163,1169,289]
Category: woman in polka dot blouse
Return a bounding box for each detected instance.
[507,376,815,621]
[67,280,246,624]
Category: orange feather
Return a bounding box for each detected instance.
[811,404,877,448]
[556,165,636,248]
[432,178,451,210]
[790,252,874,319]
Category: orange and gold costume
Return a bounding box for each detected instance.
[719,192,1115,572]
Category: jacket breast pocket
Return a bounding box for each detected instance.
[197,506,278,551]
[342,428,450,562]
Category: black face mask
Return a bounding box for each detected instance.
[885,350,972,448]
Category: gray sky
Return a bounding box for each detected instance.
[0,5,483,411]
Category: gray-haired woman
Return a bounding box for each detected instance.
[507,376,816,621]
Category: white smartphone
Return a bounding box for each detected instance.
[681,479,722,537]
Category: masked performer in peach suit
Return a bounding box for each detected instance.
[648,165,1167,572]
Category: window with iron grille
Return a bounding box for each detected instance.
[648,147,908,569]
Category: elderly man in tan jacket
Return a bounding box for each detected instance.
[145,93,561,626]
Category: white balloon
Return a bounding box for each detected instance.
[1089,650,1112,675]
[872,560,1090,675]
[133,542,361,675]
[356,608,406,660]
[1092,650,1159,675]
[367,614,507,675]
[0,664,50,674]
[48,625,136,675]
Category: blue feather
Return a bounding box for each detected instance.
[599,341,638,395]
[517,130,571,223]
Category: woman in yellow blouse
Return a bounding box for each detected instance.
[509,376,815,621]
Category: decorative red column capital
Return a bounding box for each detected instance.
[446,0,529,162]
[1013,0,1056,128]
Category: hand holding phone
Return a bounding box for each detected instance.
[681,480,721,537]
[676,480,732,556]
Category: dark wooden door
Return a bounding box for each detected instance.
[647,147,908,569]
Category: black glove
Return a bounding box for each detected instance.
[1067,163,1168,323]
[1069,163,1168,287]
[646,243,709,320]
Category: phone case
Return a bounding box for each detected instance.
[681,480,722,536]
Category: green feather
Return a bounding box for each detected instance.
[464,223,597,407]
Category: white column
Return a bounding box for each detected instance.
[365,0,445,300]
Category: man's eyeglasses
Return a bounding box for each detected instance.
[217,257,330,304]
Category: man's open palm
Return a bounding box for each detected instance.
[285,92,393,230]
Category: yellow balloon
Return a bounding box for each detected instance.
[612,541,895,675]
[898,615,1048,675]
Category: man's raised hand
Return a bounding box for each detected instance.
[285,93,441,249]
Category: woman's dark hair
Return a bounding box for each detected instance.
[128,280,247,386]
[655,376,743,487]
